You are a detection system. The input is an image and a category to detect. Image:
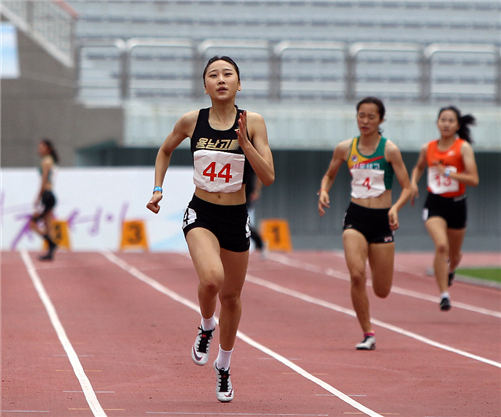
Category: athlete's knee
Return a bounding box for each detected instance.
[350,270,366,289]
[199,270,224,294]
[435,242,449,256]
[449,251,463,266]
[374,285,391,299]
[219,291,241,311]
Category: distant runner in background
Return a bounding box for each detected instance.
[30,139,59,261]
[410,106,479,311]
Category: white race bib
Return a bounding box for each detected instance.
[193,149,245,193]
[350,168,386,199]
[427,166,459,194]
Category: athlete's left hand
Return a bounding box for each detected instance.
[388,207,399,231]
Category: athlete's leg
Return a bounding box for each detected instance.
[30,215,45,236]
[425,217,449,294]
[186,228,225,320]
[43,210,56,243]
[368,242,395,299]
[218,248,249,351]
[447,228,466,272]
[343,229,372,334]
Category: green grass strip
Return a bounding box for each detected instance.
[456,268,501,284]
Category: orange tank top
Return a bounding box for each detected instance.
[426,139,466,197]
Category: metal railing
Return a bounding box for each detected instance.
[77,38,501,104]
[1,0,78,68]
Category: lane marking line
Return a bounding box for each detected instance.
[146,412,330,416]
[102,251,384,417]
[245,274,501,369]
[267,253,501,319]
[19,251,107,417]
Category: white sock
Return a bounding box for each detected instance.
[441,292,450,299]
[201,314,216,331]
[216,345,233,370]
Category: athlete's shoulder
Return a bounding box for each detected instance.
[41,155,54,167]
[383,138,400,152]
[383,139,404,162]
[245,110,265,123]
[333,138,353,161]
[178,110,200,127]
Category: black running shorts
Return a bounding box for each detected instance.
[32,190,56,222]
[423,192,467,229]
[343,202,394,244]
[182,195,250,252]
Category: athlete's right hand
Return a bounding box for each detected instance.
[147,192,163,214]
[318,190,330,217]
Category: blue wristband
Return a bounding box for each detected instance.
[153,186,163,193]
[444,168,450,178]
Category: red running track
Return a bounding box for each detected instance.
[1,250,500,417]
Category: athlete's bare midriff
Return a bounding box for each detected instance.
[351,189,392,209]
[195,185,247,206]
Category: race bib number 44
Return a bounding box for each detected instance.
[193,150,245,193]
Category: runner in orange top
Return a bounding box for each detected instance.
[410,106,479,311]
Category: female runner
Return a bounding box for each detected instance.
[147,56,274,402]
[30,139,59,261]
[410,106,478,311]
[318,97,412,350]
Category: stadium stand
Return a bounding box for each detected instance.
[66,0,501,104]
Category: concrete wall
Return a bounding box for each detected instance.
[1,26,123,167]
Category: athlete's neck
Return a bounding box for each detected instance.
[358,133,381,153]
[437,135,457,150]
[208,104,237,130]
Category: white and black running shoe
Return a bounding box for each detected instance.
[356,335,376,350]
[214,360,234,402]
[191,326,214,366]
[440,296,451,311]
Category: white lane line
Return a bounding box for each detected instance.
[102,251,384,417]
[146,413,329,416]
[245,274,501,369]
[20,251,107,417]
[267,253,501,319]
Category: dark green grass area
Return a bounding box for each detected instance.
[456,268,501,284]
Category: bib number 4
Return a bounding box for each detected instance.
[203,162,232,183]
[362,177,371,190]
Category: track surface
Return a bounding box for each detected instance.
[2,250,500,417]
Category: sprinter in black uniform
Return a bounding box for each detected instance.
[30,138,59,261]
[147,56,274,402]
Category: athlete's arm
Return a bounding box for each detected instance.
[410,144,428,206]
[433,142,479,187]
[452,142,479,187]
[318,140,350,217]
[237,111,275,187]
[386,140,412,230]
[147,111,198,213]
